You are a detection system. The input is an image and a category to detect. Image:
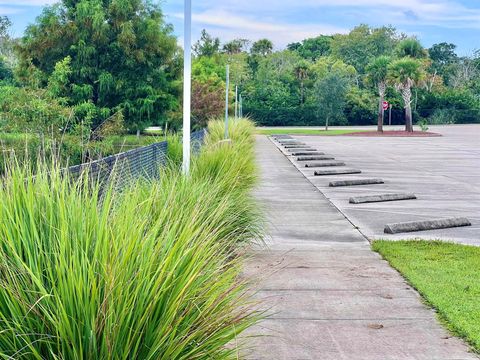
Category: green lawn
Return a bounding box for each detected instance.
[256,128,368,136]
[373,240,480,352]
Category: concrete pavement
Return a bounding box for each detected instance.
[283,125,480,245]
[245,135,477,359]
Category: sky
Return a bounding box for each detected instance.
[1,0,479,56]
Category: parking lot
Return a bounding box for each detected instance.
[275,125,480,245]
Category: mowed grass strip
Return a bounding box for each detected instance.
[256,128,368,136]
[373,240,480,352]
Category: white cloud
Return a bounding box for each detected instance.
[0,0,57,5]
[174,9,347,47]
[191,0,480,29]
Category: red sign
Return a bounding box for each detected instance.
[382,101,389,111]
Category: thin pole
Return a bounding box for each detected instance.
[239,94,243,118]
[235,85,238,120]
[389,104,392,126]
[225,64,229,139]
[182,0,192,175]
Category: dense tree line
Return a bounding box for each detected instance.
[192,25,480,130]
[0,2,479,134]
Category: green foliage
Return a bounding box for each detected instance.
[330,25,398,73]
[0,16,11,38]
[0,119,262,358]
[395,38,427,59]
[193,29,221,57]
[366,56,391,88]
[192,55,226,86]
[222,38,249,55]
[251,39,274,56]
[388,58,425,88]
[0,85,73,134]
[345,87,377,125]
[0,57,13,83]
[315,72,350,128]
[17,0,180,132]
[287,35,333,61]
[429,42,458,79]
[417,119,429,131]
[373,240,480,352]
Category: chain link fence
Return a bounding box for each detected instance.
[67,129,207,191]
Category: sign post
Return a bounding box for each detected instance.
[182,0,192,175]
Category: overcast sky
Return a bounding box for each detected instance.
[1,0,479,55]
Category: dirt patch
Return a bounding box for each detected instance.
[343,131,442,137]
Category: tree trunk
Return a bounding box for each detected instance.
[300,81,304,105]
[405,106,413,132]
[325,116,329,131]
[377,97,384,132]
[400,85,413,132]
[136,129,141,138]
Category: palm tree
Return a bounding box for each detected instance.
[294,61,309,105]
[366,56,391,132]
[395,38,428,59]
[388,58,425,132]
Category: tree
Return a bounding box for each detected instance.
[0,56,13,83]
[251,39,273,56]
[429,43,458,70]
[191,79,224,128]
[366,56,391,132]
[193,29,220,57]
[395,38,427,59]
[388,58,425,132]
[288,35,332,61]
[222,39,249,55]
[0,16,15,70]
[16,0,179,133]
[294,60,310,105]
[315,72,350,130]
[330,25,398,73]
[0,16,11,38]
[448,57,479,89]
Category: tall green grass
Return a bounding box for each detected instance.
[0,118,262,358]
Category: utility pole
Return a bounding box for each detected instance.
[225,64,230,139]
[182,0,192,175]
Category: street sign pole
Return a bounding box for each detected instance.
[225,64,230,139]
[182,0,192,175]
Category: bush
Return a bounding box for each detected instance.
[427,108,456,125]
[0,118,262,358]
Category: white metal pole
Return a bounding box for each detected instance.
[182,0,192,175]
[235,85,238,120]
[240,94,243,118]
[225,64,229,139]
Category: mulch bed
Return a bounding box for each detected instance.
[343,131,442,137]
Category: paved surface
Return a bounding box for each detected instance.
[279,125,480,245]
[245,136,477,359]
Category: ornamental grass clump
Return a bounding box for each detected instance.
[0,119,262,358]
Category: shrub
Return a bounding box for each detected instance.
[0,118,262,358]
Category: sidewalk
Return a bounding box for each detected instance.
[244,136,477,360]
